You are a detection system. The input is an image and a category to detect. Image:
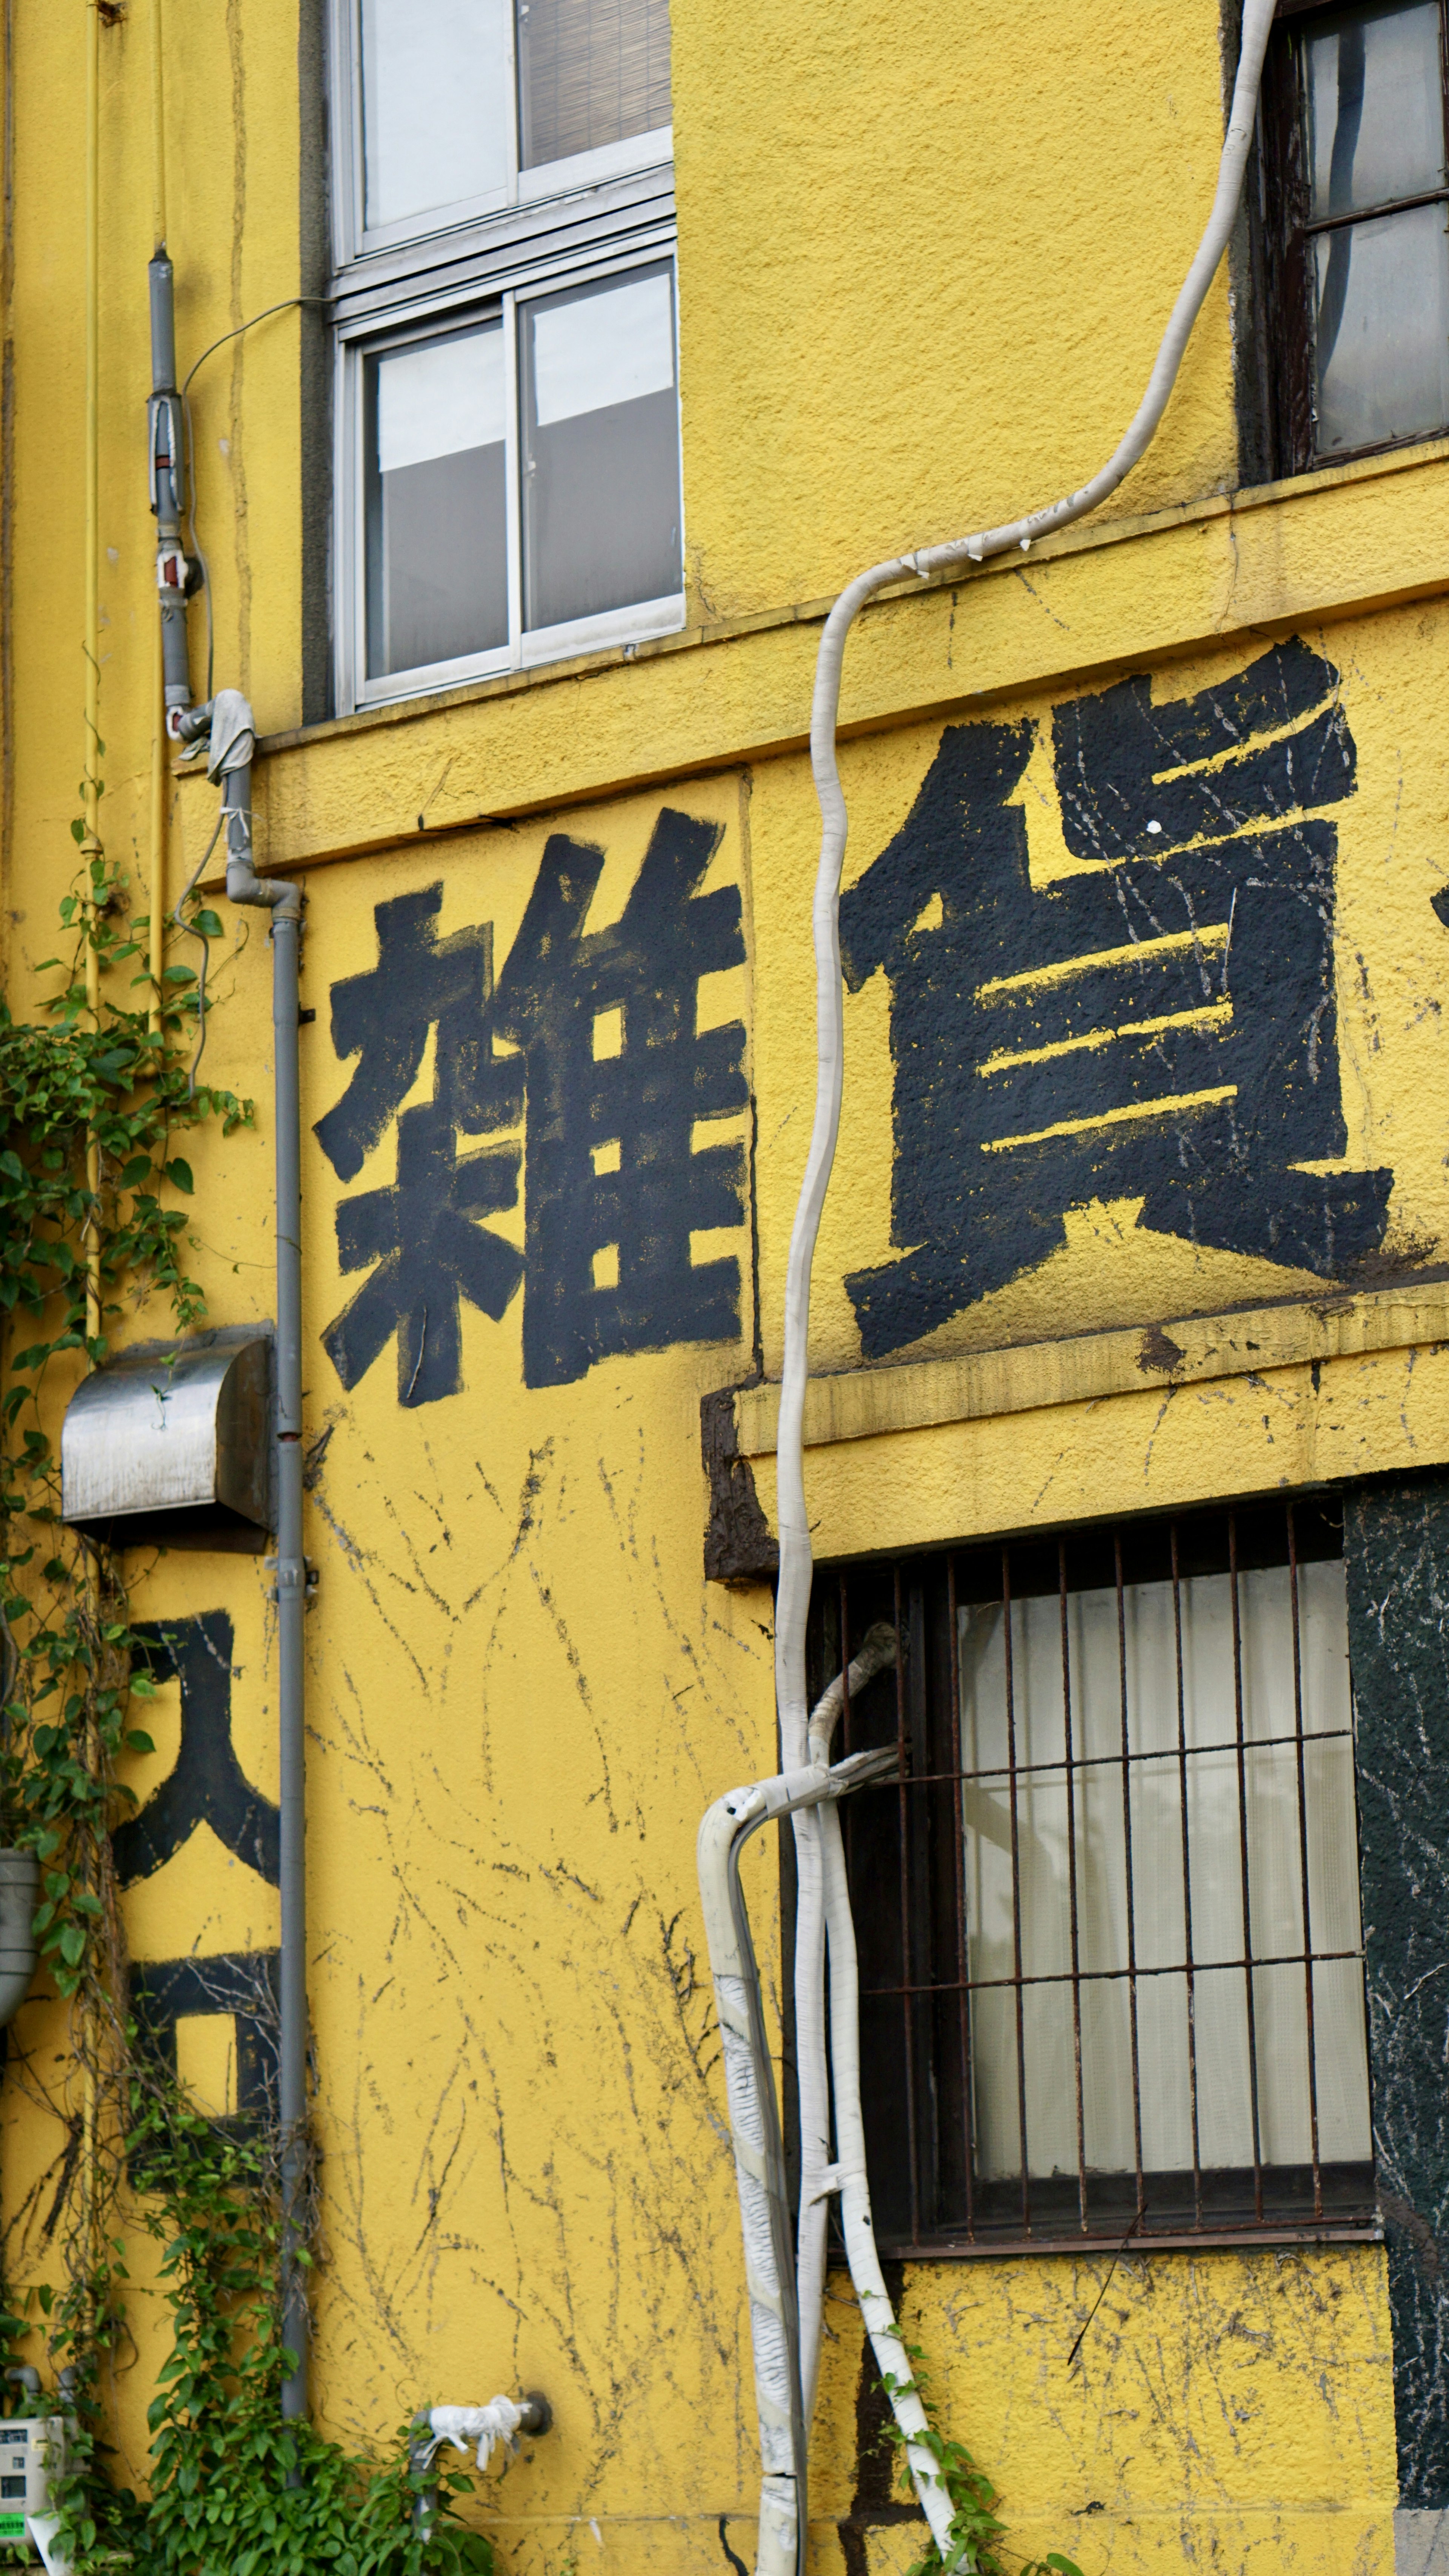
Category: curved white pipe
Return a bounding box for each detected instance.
[771,0,1279,2538]
[795,1623,899,2420]
[698,1748,897,2576]
[775,0,1275,1747]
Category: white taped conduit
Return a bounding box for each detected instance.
[697,11,1277,2570]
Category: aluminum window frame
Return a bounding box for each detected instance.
[333,244,686,713]
[328,0,683,711]
[805,1495,1380,2261]
[328,0,674,271]
[1261,0,1449,472]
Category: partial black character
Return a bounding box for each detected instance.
[1053,636,1355,862]
[314,884,521,1181]
[112,1611,278,1889]
[130,1949,279,2155]
[486,806,748,1387]
[840,640,1391,1360]
[322,1099,524,1405]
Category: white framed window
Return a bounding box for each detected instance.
[328,0,682,709]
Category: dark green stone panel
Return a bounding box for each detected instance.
[1346,1474,1449,2508]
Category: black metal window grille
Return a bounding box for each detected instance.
[807,1498,1376,2256]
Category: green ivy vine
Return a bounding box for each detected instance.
[0,861,494,2571]
[880,2350,1084,2576]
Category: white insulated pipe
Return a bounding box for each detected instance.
[773,0,1277,1757]
[795,1622,898,2420]
[738,8,1281,2571]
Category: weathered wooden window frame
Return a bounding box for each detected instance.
[1260,0,1449,475]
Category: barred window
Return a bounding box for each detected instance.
[809,1499,1376,2254]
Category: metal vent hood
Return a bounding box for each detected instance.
[61,1328,274,1552]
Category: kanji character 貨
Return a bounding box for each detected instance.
[838,638,1392,1361]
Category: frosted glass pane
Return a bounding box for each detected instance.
[1306,2,1445,219]
[361,0,510,231]
[1314,201,1449,452]
[518,0,671,169]
[366,327,507,677]
[530,272,674,424]
[377,331,505,471]
[960,1559,1369,2184]
[522,269,681,629]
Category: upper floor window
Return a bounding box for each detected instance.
[1264,0,1449,470]
[329,0,681,709]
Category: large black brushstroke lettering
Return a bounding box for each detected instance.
[318,807,748,1398]
[840,641,1392,1360]
[314,886,519,1182]
[485,807,747,1387]
[112,1611,278,1889]
[323,1102,524,1406]
[130,1949,280,2151]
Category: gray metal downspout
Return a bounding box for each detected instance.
[146,255,196,732]
[178,696,309,2420]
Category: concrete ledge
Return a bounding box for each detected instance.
[1398,2510,1449,2574]
[732,1273,1449,1459]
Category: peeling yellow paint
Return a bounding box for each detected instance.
[2,1,1443,2567]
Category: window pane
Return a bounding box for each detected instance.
[1304,0,1445,219]
[960,1558,1369,2186]
[517,0,671,169]
[360,0,510,231]
[365,326,508,680]
[1313,199,1449,452]
[521,267,681,633]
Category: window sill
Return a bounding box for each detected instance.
[728,1268,1449,1461]
[255,424,1449,765]
[866,2221,1384,2262]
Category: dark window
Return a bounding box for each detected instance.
[1261,0,1449,471]
[808,1498,1376,2255]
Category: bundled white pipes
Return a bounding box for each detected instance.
[700,9,1279,2572]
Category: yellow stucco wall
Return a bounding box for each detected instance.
[6,0,1444,2565]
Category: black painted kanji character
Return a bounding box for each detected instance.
[321,1099,524,1406]
[483,805,748,1387]
[112,1611,278,1889]
[839,638,1392,1361]
[130,1949,279,2157]
[314,884,521,1182]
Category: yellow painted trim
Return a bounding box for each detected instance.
[257,431,1449,763]
[977,922,1230,1000]
[178,433,1449,888]
[732,1273,1449,1458]
[979,1084,1237,1152]
[978,1000,1234,1077]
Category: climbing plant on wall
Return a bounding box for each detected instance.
[0,861,492,2571]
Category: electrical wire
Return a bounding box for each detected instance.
[178,296,329,703]
[171,804,225,1096]
[752,8,1281,2570]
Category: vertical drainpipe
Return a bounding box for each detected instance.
[177,692,309,2419]
[146,253,194,734]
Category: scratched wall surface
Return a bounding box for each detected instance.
[4,0,1448,2568]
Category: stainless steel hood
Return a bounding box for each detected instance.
[61,1329,274,1551]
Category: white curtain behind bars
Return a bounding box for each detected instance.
[960,1561,1371,2182]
